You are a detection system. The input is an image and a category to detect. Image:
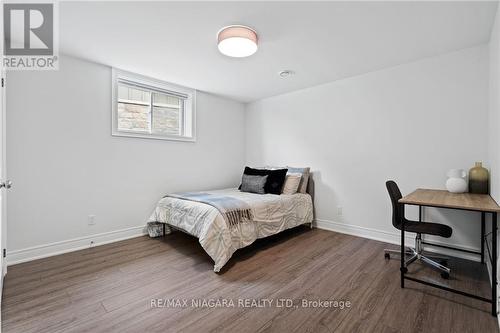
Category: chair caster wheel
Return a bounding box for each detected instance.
[384,253,390,260]
[400,267,408,274]
[440,272,450,279]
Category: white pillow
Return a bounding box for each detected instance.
[281,173,302,195]
[286,166,310,194]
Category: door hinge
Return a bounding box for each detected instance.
[1,78,4,87]
[3,249,5,258]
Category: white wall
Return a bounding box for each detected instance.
[6,55,246,258]
[490,4,500,204]
[246,45,489,253]
[488,1,500,312]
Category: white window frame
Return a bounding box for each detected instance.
[111,68,196,142]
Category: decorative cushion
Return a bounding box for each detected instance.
[286,166,310,193]
[240,174,268,194]
[281,173,302,195]
[243,166,288,194]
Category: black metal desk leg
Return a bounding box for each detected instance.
[493,212,497,316]
[401,215,405,288]
[481,212,485,264]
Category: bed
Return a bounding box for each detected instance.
[146,177,314,272]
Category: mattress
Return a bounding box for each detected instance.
[147,188,314,272]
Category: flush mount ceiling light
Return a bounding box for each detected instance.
[217,25,258,58]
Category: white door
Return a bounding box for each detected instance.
[0,2,7,306]
[0,69,8,302]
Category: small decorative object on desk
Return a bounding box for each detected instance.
[446,169,468,193]
[469,162,489,194]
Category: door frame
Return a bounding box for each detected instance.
[0,2,7,307]
[1,69,6,280]
[0,68,5,299]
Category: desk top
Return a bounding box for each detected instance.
[399,188,500,213]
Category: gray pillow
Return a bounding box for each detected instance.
[240,174,268,194]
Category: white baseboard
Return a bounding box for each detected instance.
[7,225,147,266]
[314,219,481,262]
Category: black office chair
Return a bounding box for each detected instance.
[385,180,453,279]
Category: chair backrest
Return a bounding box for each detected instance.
[386,180,404,230]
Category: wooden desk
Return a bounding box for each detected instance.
[399,188,499,316]
[400,188,500,213]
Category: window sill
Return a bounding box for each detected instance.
[111,130,196,142]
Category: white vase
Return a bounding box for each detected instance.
[446,169,468,193]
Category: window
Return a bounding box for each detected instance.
[112,69,196,141]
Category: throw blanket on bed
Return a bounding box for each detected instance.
[165,192,253,227]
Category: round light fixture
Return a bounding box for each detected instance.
[217,25,258,58]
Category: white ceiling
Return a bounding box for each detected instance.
[60,1,498,103]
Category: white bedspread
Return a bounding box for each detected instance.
[147,188,314,272]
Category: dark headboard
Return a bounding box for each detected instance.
[306,172,315,219]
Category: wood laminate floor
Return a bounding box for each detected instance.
[1,227,498,333]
